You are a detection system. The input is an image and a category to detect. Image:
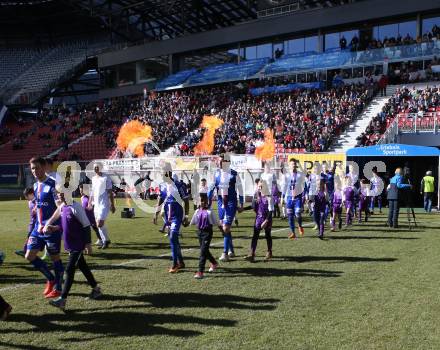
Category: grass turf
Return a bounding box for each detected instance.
[0,199,439,350]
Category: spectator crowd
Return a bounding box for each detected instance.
[357,85,440,146]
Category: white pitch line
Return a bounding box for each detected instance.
[108,224,313,266]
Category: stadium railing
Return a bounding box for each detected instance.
[378,112,440,144]
[264,42,440,76]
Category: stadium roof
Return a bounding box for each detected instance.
[0,0,366,44]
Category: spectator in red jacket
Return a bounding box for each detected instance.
[378,74,388,97]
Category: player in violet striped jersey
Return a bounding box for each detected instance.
[281,158,306,240]
[207,154,244,262]
[153,162,190,273]
[25,157,64,299]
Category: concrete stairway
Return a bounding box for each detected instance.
[330,95,390,152]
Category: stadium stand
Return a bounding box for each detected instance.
[1,41,106,105]
[181,83,375,155]
[264,51,352,75]
[356,85,440,146]
[186,58,270,85]
[155,68,197,90]
[153,29,440,91]
[0,47,51,91]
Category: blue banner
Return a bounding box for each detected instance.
[249,82,324,96]
[347,144,440,157]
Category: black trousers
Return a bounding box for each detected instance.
[273,203,281,218]
[62,251,97,299]
[251,226,272,254]
[388,200,400,228]
[0,295,9,313]
[198,228,217,273]
[92,225,100,240]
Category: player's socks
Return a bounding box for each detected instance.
[223,235,230,255]
[98,226,110,243]
[31,257,55,281]
[53,260,64,292]
[297,215,303,228]
[228,238,235,255]
[41,247,49,261]
[287,214,296,234]
[92,226,100,240]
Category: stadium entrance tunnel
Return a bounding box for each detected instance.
[346,144,440,209]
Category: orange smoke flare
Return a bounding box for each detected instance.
[255,129,275,161]
[116,120,153,157]
[193,115,224,155]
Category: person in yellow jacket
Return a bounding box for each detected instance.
[420,171,435,213]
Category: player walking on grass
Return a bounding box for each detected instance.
[314,180,329,239]
[44,190,102,310]
[330,182,343,231]
[343,176,355,227]
[245,180,273,262]
[369,168,383,214]
[281,159,305,240]
[208,154,244,262]
[89,163,115,249]
[358,179,370,223]
[25,157,64,299]
[153,163,190,273]
[15,187,37,257]
[190,195,220,279]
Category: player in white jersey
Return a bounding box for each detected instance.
[281,159,306,239]
[306,163,320,215]
[89,163,115,249]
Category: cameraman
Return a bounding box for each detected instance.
[387,168,412,228]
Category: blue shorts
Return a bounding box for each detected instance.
[218,200,237,226]
[27,229,62,256]
[165,202,183,235]
[286,196,302,215]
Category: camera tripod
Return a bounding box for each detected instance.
[405,204,417,230]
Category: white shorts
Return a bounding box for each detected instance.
[94,205,110,222]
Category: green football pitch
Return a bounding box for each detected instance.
[0,199,439,350]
